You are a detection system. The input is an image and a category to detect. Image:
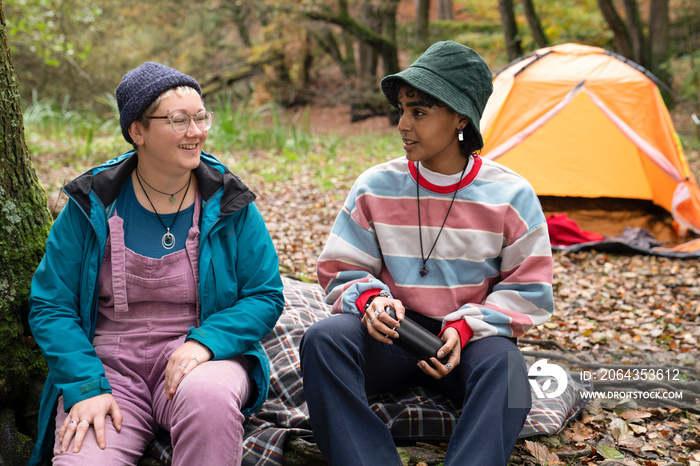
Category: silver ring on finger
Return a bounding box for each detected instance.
[369,315,378,324]
[69,420,78,425]
[375,308,385,318]
[445,363,453,372]
[79,419,90,425]
[191,356,199,363]
[179,363,187,369]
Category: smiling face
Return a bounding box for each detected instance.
[396,85,467,174]
[129,88,207,177]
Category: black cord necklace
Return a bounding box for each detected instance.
[135,169,192,250]
[136,168,190,204]
[416,160,469,277]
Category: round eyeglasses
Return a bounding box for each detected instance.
[147,111,214,133]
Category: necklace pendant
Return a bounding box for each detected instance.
[169,195,176,204]
[162,229,175,250]
[419,266,429,277]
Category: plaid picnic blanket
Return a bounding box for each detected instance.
[144,277,591,465]
[239,277,591,465]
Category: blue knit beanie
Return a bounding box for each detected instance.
[116,62,202,144]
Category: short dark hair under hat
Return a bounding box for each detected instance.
[381,41,493,150]
[116,62,202,144]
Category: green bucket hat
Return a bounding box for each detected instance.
[381,41,493,149]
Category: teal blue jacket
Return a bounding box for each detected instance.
[27,150,284,465]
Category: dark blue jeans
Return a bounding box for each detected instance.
[299,311,530,466]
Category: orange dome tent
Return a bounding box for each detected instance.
[480,43,700,243]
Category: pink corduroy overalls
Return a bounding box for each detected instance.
[52,192,251,465]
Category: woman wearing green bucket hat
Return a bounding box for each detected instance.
[301,41,554,464]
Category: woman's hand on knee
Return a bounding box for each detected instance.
[419,327,462,380]
[165,340,212,400]
[59,393,122,453]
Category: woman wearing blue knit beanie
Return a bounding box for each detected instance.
[27,62,285,465]
[300,41,554,465]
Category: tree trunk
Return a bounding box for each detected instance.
[436,0,453,20]
[498,0,522,60]
[522,0,549,48]
[301,32,314,91]
[648,0,669,71]
[681,1,699,137]
[623,0,648,66]
[339,0,356,77]
[358,0,381,79]
[0,0,53,462]
[378,0,400,76]
[416,0,430,48]
[596,0,633,59]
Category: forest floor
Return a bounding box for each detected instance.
[33,105,700,466]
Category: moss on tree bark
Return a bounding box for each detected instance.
[0,0,53,462]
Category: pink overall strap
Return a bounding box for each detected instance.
[107,214,129,314]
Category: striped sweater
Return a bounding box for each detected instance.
[317,156,554,343]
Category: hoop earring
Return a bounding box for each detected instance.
[458,129,464,141]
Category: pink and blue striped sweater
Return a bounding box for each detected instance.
[317,155,554,344]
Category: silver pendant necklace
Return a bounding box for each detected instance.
[135,169,192,250]
[416,160,468,277]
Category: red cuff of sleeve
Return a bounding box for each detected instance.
[439,320,473,349]
[356,289,383,315]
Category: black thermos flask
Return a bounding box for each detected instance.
[384,307,449,366]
